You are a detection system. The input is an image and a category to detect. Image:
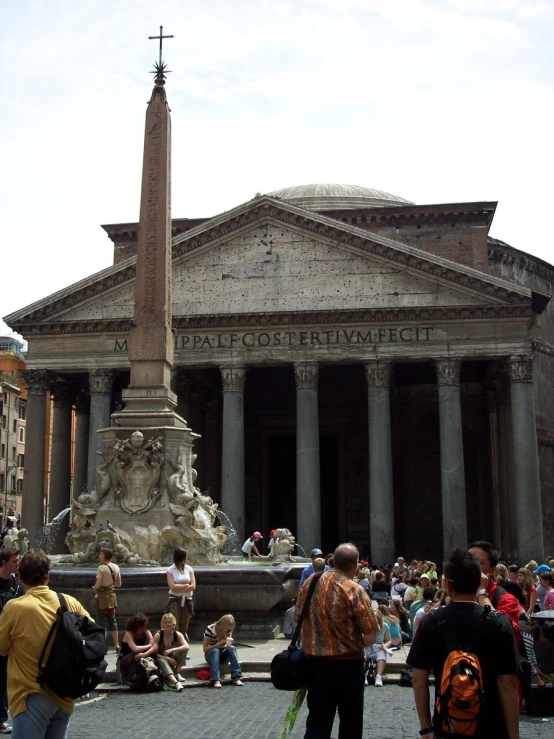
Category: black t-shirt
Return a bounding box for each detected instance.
[371,581,391,594]
[407,602,518,738]
[0,574,24,614]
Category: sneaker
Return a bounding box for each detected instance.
[173,683,183,692]
[0,724,12,734]
[177,675,185,682]
[231,678,244,686]
[374,675,383,687]
[364,676,369,686]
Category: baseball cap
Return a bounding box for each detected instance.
[534,564,551,575]
[311,548,323,557]
[253,531,263,538]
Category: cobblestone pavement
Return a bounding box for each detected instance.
[68,683,552,739]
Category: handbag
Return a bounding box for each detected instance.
[270,572,323,691]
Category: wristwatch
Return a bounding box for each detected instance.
[477,589,488,598]
[419,729,433,736]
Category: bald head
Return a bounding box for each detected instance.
[333,543,359,575]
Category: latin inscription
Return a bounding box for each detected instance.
[113,327,433,352]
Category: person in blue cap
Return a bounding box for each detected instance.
[299,548,330,587]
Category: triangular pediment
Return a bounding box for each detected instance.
[4,196,534,330]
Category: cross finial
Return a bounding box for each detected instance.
[148,25,174,67]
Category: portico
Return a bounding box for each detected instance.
[7,188,552,562]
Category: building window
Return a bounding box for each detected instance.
[13,420,17,433]
[0,474,4,491]
[11,447,16,462]
[17,453,24,468]
[0,444,4,459]
[16,478,23,493]
[1,416,5,430]
[10,476,15,492]
[19,404,26,420]
[19,427,24,443]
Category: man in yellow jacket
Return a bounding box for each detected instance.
[0,549,91,739]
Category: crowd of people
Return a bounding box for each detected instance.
[0,537,553,737]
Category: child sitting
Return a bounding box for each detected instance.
[364,608,392,687]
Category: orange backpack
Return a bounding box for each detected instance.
[435,649,484,736]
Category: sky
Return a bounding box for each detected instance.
[1,0,553,340]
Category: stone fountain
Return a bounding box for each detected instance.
[46,49,305,638]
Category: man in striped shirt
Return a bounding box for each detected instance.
[295,542,378,739]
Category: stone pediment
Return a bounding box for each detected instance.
[5,196,536,333]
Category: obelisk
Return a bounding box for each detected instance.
[113,55,184,428]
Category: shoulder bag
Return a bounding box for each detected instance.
[270,572,323,691]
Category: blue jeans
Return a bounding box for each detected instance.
[205,646,242,681]
[12,693,70,739]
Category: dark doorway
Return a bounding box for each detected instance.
[320,435,339,554]
[268,436,296,535]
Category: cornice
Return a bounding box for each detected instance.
[11,304,532,337]
[488,241,554,282]
[5,197,533,329]
[532,340,554,357]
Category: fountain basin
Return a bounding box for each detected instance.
[49,560,306,639]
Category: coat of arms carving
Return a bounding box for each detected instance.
[114,430,164,514]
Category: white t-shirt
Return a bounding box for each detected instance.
[242,538,256,554]
[167,563,193,596]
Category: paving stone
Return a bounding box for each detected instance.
[68,683,553,739]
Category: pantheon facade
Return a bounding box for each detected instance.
[6,184,553,564]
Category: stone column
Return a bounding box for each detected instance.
[507,355,544,563]
[496,379,517,559]
[436,359,467,556]
[220,365,246,543]
[87,370,113,492]
[49,380,73,553]
[294,362,321,554]
[173,370,193,424]
[20,370,49,545]
[365,361,394,565]
[73,391,90,496]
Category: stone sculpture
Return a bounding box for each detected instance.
[268,528,296,562]
[2,525,29,555]
[65,429,227,566]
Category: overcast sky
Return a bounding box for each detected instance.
[1,0,553,339]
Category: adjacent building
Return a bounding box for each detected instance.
[0,336,27,524]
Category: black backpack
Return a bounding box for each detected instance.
[37,593,108,699]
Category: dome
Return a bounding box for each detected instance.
[267,183,413,211]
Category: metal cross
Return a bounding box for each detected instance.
[148,26,174,66]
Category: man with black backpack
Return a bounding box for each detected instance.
[0,548,105,739]
[407,549,520,739]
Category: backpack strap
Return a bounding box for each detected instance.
[106,564,116,585]
[38,593,67,676]
[289,571,323,651]
[491,585,506,610]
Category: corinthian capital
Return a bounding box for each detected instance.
[435,359,461,386]
[89,369,114,395]
[365,361,391,388]
[49,379,73,406]
[294,362,319,390]
[220,365,246,392]
[507,355,534,383]
[21,369,49,396]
